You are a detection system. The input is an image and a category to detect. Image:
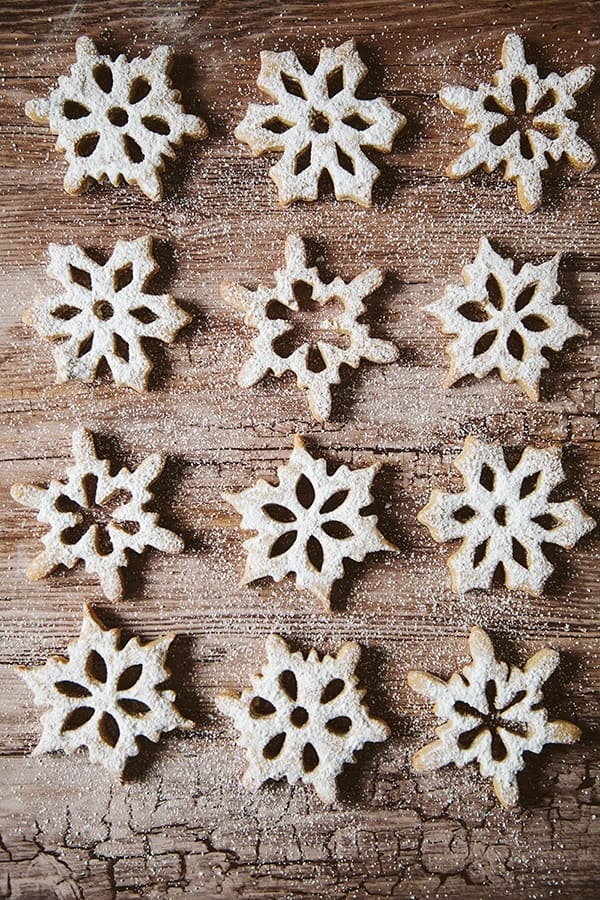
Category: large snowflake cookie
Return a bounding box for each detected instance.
[440,33,596,212]
[408,627,581,807]
[222,234,397,421]
[18,604,193,776]
[235,39,405,206]
[25,35,208,200]
[10,427,183,600]
[24,236,191,392]
[217,634,389,803]
[418,436,595,595]
[223,435,395,608]
[426,237,588,400]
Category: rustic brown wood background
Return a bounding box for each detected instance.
[1,0,598,897]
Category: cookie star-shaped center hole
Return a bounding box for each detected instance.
[272,281,350,372]
[457,679,528,761]
[57,474,138,554]
[488,78,558,160]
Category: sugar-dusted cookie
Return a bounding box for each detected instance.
[18,604,193,776]
[440,33,596,212]
[25,36,208,200]
[24,236,190,392]
[217,634,389,803]
[417,436,595,595]
[222,234,397,421]
[11,427,183,600]
[426,237,588,400]
[235,39,405,206]
[223,435,395,608]
[409,627,581,807]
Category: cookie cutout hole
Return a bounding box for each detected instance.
[320,490,349,514]
[507,330,525,360]
[479,464,495,492]
[53,304,81,320]
[129,77,151,103]
[98,711,120,747]
[124,134,144,163]
[483,95,506,114]
[75,133,100,157]
[457,302,490,322]
[269,530,298,557]
[281,73,305,98]
[107,107,128,127]
[262,503,297,523]
[457,723,485,750]
[326,67,344,98]
[335,144,355,175]
[520,472,541,498]
[68,264,92,290]
[521,314,549,332]
[326,715,352,735]
[93,63,113,93]
[278,670,297,702]
[532,513,559,531]
[264,117,291,134]
[493,505,507,526]
[86,649,107,684]
[114,263,133,292]
[142,115,170,135]
[306,345,327,372]
[130,306,158,324]
[485,275,504,310]
[302,742,319,772]
[113,333,130,362]
[62,706,94,732]
[118,698,150,717]
[296,474,315,509]
[263,732,286,759]
[473,538,488,568]
[249,697,276,718]
[306,535,324,572]
[63,100,90,119]
[342,113,370,131]
[117,665,142,692]
[453,504,475,523]
[93,300,114,320]
[310,111,330,134]
[321,678,344,704]
[55,494,79,513]
[512,536,529,567]
[81,473,99,508]
[473,330,497,356]
[491,730,508,761]
[515,282,538,312]
[54,680,92,698]
[290,706,309,727]
[294,144,312,174]
[321,520,353,539]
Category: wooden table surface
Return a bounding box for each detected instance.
[1,1,598,897]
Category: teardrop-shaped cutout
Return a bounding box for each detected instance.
[116,664,143,692]
[124,134,144,163]
[249,696,276,718]
[86,649,107,683]
[473,330,497,356]
[302,742,319,772]
[326,716,352,735]
[263,732,286,759]
[306,535,324,572]
[486,275,504,310]
[279,669,297,701]
[296,474,315,509]
[98,711,120,747]
[457,302,490,322]
[129,77,151,103]
[269,530,298,557]
[142,116,170,135]
[63,100,90,119]
[320,678,344,704]
[507,330,525,360]
[93,63,113,93]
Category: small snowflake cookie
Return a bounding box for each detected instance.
[440,33,596,212]
[217,634,389,803]
[235,39,406,206]
[18,604,193,776]
[418,436,595,595]
[408,626,581,807]
[223,435,395,608]
[25,35,208,200]
[222,234,397,421]
[10,427,183,600]
[426,237,588,400]
[24,236,191,392]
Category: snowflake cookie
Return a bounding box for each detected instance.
[24,236,191,392]
[222,234,397,421]
[426,238,588,400]
[417,436,595,595]
[235,39,405,206]
[408,626,581,807]
[440,33,596,212]
[25,35,208,200]
[10,427,183,600]
[223,435,395,608]
[217,634,389,803]
[18,604,193,776]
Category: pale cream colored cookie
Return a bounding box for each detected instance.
[417,436,595,595]
[222,234,397,421]
[217,634,389,804]
[440,33,596,212]
[426,237,588,400]
[18,604,193,776]
[11,427,183,600]
[24,236,191,392]
[408,627,581,808]
[222,435,395,608]
[235,39,405,206]
[26,36,208,200]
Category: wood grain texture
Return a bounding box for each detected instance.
[0,0,598,896]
